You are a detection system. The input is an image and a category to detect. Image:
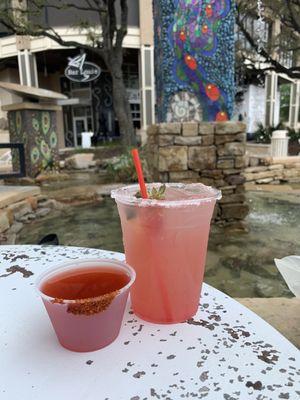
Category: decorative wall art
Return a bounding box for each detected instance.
[8,109,59,177]
[153,0,235,123]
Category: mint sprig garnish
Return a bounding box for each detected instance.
[135,184,166,200]
[149,184,166,200]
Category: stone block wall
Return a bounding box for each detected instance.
[147,122,249,226]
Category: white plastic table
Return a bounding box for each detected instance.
[0,245,299,400]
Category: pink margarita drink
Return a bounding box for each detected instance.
[112,183,221,324]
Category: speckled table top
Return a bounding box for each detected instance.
[0,245,299,400]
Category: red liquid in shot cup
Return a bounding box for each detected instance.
[40,267,130,300]
[37,260,135,352]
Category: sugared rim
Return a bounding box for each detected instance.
[35,258,136,304]
[111,183,222,207]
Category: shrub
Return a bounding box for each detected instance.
[252,122,300,144]
[106,148,137,183]
[253,123,277,144]
[287,127,300,142]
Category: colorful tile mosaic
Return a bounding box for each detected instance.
[8,109,59,177]
[153,0,235,123]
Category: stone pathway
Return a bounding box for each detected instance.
[236,297,300,349]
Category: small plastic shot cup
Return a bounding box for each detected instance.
[36,259,136,352]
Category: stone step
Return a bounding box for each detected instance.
[0,186,40,209]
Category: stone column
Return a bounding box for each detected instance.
[3,103,61,178]
[153,0,235,123]
[147,121,249,227]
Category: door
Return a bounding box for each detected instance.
[73,117,88,147]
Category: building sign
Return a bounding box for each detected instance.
[65,53,101,82]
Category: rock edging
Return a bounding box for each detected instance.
[0,195,64,245]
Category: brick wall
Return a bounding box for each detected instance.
[147,121,249,227]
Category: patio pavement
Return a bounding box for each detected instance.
[237,297,300,349]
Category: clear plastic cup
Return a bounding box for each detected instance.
[112,183,221,324]
[36,259,136,352]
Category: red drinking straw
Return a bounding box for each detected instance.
[131,149,148,199]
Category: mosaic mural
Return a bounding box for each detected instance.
[153,0,235,123]
[8,109,59,177]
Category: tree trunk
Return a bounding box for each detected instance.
[110,63,136,147]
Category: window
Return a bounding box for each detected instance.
[73,107,91,117]
[289,82,300,129]
[131,104,140,120]
[123,64,139,90]
[130,104,141,129]
[278,37,294,69]
[71,82,90,90]
[265,72,278,127]
[70,82,92,105]
[279,83,291,123]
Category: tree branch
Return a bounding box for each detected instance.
[107,0,116,43]
[285,0,300,33]
[115,0,128,49]
[236,2,300,80]
[96,1,110,58]
[85,0,97,11]
[0,0,131,71]
[37,1,104,13]
[0,15,106,59]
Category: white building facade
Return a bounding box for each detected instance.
[0,0,155,147]
[235,12,300,136]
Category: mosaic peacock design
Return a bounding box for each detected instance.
[153,0,235,122]
[8,109,59,177]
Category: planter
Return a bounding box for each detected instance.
[288,140,300,156]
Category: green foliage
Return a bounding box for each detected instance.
[253,123,279,144]
[136,184,166,200]
[254,122,300,144]
[106,149,137,183]
[40,154,57,172]
[287,127,300,142]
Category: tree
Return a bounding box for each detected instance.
[0,0,135,146]
[236,0,300,80]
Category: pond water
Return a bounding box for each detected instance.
[17,190,300,298]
